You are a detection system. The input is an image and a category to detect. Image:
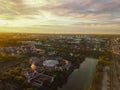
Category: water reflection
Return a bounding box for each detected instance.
[58,58,98,90]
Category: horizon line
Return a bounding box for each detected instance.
[0,32,120,35]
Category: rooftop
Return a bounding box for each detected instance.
[43,60,59,67]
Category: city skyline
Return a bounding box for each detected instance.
[0,0,120,34]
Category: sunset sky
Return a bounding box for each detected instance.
[0,0,120,34]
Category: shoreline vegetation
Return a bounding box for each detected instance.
[90,51,112,90]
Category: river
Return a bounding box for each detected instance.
[58,57,98,90]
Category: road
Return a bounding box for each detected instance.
[111,54,120,90]
[102,67,110,90]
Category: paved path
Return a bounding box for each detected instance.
[102,67,109,90]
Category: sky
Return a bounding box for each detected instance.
[0,0,120,34]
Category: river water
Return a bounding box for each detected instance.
[58,57,98,90]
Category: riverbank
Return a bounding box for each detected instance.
[58,57,97,90]
[90,54,112,90]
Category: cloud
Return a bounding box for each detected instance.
[0,0,120,27]
[0,0,42,19]
[41,0,120,21]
